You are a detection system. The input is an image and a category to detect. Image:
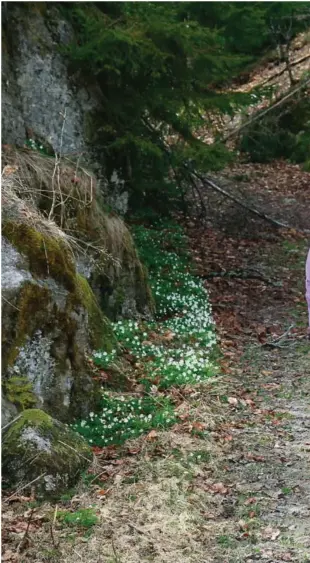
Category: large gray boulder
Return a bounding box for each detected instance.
[2,409,93,497]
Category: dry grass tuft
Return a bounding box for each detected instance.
[3,148,95,224]
[2,149,134,267]
[2,174,73,251]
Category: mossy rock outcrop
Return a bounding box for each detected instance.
[3,148,154,321]
[76,213,153,320]
[2,409,93,497]
[2,182,116,422]
[2,153,153,424]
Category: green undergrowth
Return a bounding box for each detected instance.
[57,507,98,534]
[74,394,176,447]
[73,220,217,447]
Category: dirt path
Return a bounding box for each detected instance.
[182,167,310,561]
[198,340,310,563]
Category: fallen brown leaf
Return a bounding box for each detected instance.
[146,429,158,440]
[209,482,229,495]
[281,553,293,561]
[244,497,257,505]
[228,397,238,406]
[2,550,18,562]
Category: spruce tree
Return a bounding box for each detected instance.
[62,2,310,212]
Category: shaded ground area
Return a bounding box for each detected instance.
[191,161,310,234]
[2,163,310,563]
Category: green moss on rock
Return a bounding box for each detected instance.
[73,203,153,319]
[4,282,51,370]
[74,274,116,351]
[2,409,92,498]
[49,269,118,355]
[2,221,76,290]
[4,376,36,410]
[2,243,114,421]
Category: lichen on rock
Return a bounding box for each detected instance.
[2,409,93,497]
[2,177,115,422]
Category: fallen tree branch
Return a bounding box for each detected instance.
[189,168,294,230]
[143,113,310,234]
[261,324,295,348]
[222,77,310,142]
[260,53,310,87]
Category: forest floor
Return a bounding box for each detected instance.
[2,161,310,563]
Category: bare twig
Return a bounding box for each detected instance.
[4,473,47,503]
[17,507,35,553]
[57,440,93,463]
[48,107,67,221]
[127,522,154,541]
[50,504,60,549]
[72,548,83,560]
[90,470,110,484]
[261,324,295,348]
[2,296,21,311]
[111,538,123,563]
[1,414,22,432]
[260,53,310,87]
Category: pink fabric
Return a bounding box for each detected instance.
[306,249,310,327]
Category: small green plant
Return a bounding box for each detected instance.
[59,490,77,502]
[187,450,211,464]
[24,138,51,156]
[41,548,61,560]
[217,534,236,548]
[220,395,229,403]
[282,486,292,496]
[122,475,140,485]
[57,508,98,529]
[232,173,249,182]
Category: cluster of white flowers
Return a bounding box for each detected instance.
[106,255,217,387]
[27,138,44,152]
[72,394,175,447]
[93,347,118,368]
[74,222,217,446]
